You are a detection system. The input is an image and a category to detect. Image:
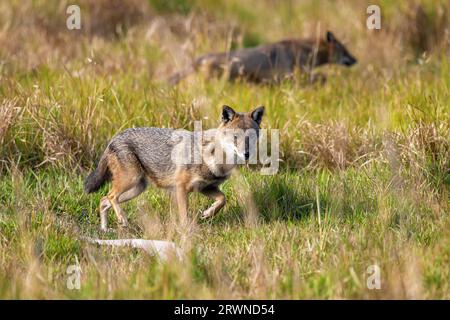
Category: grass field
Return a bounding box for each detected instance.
[0,0,449,299]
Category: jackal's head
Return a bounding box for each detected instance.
[215,105,265,163]
[326,31,357,67]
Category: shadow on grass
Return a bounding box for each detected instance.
[251,177,320,222]
[209,175,328,227]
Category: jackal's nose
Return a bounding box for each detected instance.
[244,152,250,160]
[344,56,357,66]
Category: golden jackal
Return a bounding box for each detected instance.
[169,31,357,84]
[85,105,265,231]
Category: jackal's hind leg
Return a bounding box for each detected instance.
[112,179,148,227]
[108,194,129,227]
[107,178,147,228]
[118,179,147,203]
[200,187,226,219]
[99,196,112,231]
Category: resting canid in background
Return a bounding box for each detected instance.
[84,105,265,231]
[169,31,357,84]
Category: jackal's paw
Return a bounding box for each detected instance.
[200,209,214,220]
[117,216,129,227]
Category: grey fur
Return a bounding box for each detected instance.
[85,106,265,230]
[169,31,357,84]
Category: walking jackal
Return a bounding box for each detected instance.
[169,31,357,84]
[85,105,265,231]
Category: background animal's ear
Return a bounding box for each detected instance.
[326,31,336,43]
[251,106,265,125]
[222,105,236,123]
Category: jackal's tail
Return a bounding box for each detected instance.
[84,153,109,193]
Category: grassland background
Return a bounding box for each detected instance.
[0,0,449,299]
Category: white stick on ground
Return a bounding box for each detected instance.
[84,238,185,262]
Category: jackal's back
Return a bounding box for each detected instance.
[108,127,182,176]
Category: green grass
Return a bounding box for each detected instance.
[0,162,448,298]
[0,0,448,299]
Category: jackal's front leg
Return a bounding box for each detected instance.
[175,185,188,221]
[200,187,226,219]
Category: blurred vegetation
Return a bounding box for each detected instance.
[0,0,448,299]
[148,0,196,15]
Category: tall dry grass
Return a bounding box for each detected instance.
[0,0,448,299]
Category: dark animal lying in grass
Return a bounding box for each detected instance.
[169,31,357,84]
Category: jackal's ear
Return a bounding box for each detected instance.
[222,105,236,123]
[326,31,336,43]
[251,106,265,126]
